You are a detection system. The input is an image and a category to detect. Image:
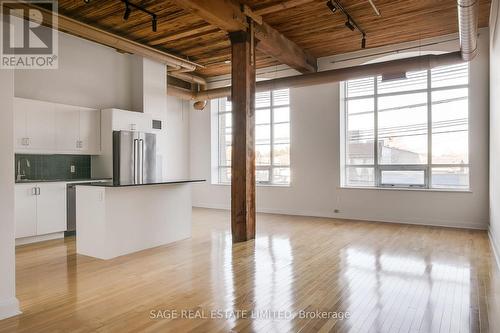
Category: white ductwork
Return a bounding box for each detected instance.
[457,0,479,61]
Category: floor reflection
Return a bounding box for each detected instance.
[339,246,473,332]
[4,209,498,333]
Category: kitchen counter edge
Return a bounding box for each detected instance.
[75,179,206,187]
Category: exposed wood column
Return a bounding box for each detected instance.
[229,29,256,243]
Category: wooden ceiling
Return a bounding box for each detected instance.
[57,0,491,77]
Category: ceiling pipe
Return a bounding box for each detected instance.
[457,0,479,61]
[367,0,381,16]
[168,70,208,110]
[169,71,207,86]
[167,85,196,100]
[168,51,464,102]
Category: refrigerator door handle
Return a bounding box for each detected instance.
[139,139,144,183]
[133,139,139,184]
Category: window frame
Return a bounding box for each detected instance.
[215,89,291,186]
[341,64,470,190]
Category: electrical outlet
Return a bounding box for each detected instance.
[70,165,76,173]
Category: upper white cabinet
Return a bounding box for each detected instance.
[79,109,101,154]
[14,98,101,155]
[110,109,152,133]
[14,98,55,151]
[55,104,79,152]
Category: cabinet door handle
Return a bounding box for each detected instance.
[32,187,37,195]
[36,187,40,195]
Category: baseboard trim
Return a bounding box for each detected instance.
[192,204,487,230]
[15,232,64,246]
[488,229,500,271]
[0,297,20,321]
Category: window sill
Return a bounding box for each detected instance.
[339,186,472,193]
[211,182,291,188]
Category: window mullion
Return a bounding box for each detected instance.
[374,76,379,186]
[270,91,274,184]
[344,81,349,186]
[427,69,432,189]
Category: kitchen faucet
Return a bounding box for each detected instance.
[16,158,31,181]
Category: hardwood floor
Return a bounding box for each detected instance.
[1,208,499,332]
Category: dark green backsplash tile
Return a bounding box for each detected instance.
[15,154,91,181]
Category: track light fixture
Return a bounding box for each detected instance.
[326,0,337,13]
[84,0,158,32]
[327,1,367,50]
[152,15,157,32]
[345,20,355,31]
[123,3,131,20]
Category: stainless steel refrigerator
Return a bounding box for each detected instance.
[113,131,157,184]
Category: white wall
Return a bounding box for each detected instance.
[141,58,190,180]
[190,31,490,230]
[13,28,191,180]
[490,0,500,259]
[166,96,191,179]
[0,69,20,319]
[14,30,136,110]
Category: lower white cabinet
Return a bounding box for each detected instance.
[15,183,67,238]
[14,184,37,238]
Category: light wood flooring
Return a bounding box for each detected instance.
[1,208,499,332]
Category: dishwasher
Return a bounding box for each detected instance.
[66,183,77,236]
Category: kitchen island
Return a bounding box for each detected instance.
[75,179,204,260]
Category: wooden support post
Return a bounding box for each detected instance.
[229,29,256,243]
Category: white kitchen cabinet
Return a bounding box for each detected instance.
[14,99,29,150]
[26,101,56,150]
[14,98,55,151]
[36,183,67,235]
[79,109,101,154]
[14,184,37,238]
[14,183,67,239]
[111,109,152,132]
[14,98,56,152]
[55,104,80,152]
[14,97,101,155]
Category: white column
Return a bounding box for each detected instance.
[0,68,20,319]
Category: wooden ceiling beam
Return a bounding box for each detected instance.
[149,24,217,45]
[172,0,317,73]
[254,0,316,16]
[11,3,202,71]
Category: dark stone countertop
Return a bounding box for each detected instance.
[75,179,206,187]
[15,178,111,184]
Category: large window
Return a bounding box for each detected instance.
[215,89,291,185]
[342,62,469,189]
